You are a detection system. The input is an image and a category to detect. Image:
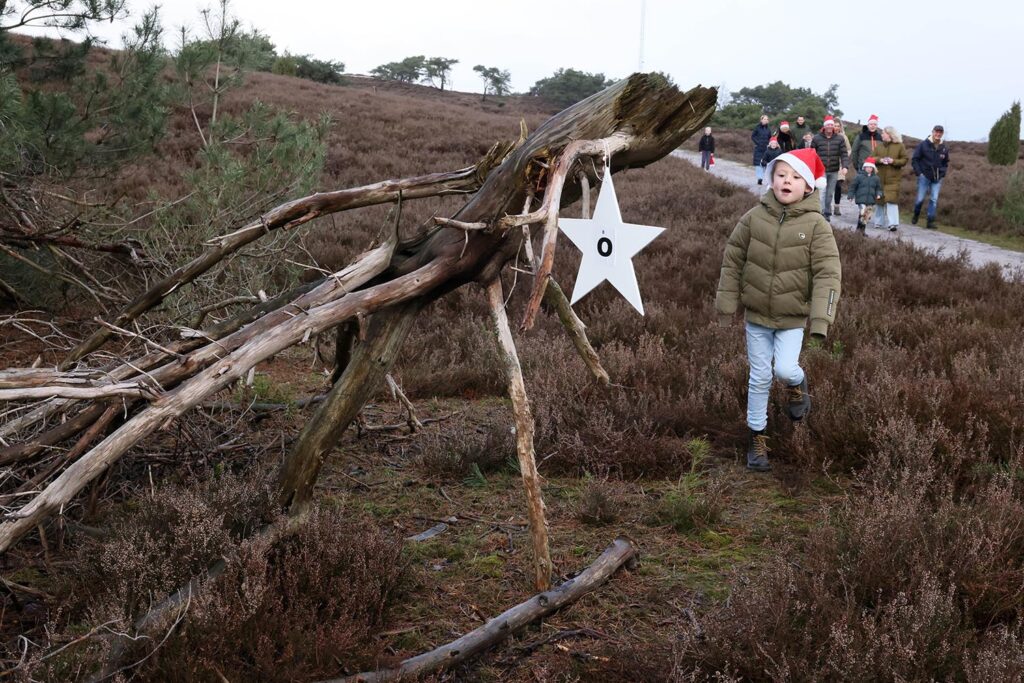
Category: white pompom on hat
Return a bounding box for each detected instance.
[765,149,828,192]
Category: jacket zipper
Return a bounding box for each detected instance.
[769,209,786,317]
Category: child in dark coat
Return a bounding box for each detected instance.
[760,137,784,169]
[846,157,883,232]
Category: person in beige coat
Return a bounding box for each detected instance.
[716,148,842,472]
[870,126,908,231]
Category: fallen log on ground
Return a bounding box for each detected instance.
[325,537,637,683]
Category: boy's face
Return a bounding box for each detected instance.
[771,161,810,205]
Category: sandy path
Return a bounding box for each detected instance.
[673,150,1024,277]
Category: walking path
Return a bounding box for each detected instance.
[673,150,1024,276]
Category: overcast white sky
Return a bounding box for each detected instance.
[27,0,1024,141]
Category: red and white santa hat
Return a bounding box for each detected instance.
[779,120,790,129]
[765,148,828,192]
[863,156,877,170]
[823,115,836,127]
[867,114,879,125]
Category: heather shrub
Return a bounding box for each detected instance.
[999,170,1024,231]
[116,507,405,681]
[414,420,515,481]
[674,452,1024,681]
[50,501,404,681]
[79,469,278,619]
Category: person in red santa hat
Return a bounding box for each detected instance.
[810,115,850,222]
[846,156,883,232]
[716,148,842,472]
[852,114,885,180]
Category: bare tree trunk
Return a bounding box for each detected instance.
[485,278,552,590]
[277,302,422,514]
[326,538,637,683]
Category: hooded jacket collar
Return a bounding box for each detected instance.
[759,188,822,219]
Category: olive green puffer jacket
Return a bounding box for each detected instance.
[715,190,842,336]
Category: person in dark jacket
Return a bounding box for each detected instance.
[698,126,715,171]
[751,114,772,185]
[851,114,884,171]
[761,136,784,168]
[847,157,883,232]
[911,125,950,229]
[832,119,854,216]
[810,115,850,221]
[776,121,794,151]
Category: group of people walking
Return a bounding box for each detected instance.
[711,112,953,473]
[712,114,953,231]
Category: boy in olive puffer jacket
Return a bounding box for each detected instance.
[715,148,842,472]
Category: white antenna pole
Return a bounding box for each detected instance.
[638,0,646,72]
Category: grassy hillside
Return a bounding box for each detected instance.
[4,49,1024,681]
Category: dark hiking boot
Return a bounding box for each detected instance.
[912,205,921,224]
[834,204,842,216]
[786,377,811,421]
[757,179,763,185]
[927,218,937,229]
[746,429,772,472]
[889,226,898,232]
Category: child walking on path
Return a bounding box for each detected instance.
[760,136,784,169]
[715,148,843,472]
[847,157,883,232]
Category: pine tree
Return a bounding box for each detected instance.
[987,101,1021,166]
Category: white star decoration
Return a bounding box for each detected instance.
[558,166,665,315]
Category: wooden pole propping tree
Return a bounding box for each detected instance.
[0,75,717,593]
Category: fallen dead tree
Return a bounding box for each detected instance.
[325,537,637,683]
[0,74,716,591]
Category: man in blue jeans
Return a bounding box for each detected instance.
[911,125,950,229]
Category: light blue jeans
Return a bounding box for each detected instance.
[755,164,765,182]
[914,175,943,220]
[745,322,805,431]
[873,202,899,228]
[821,172,841,217]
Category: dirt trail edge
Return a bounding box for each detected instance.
[673,150,1024,277]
